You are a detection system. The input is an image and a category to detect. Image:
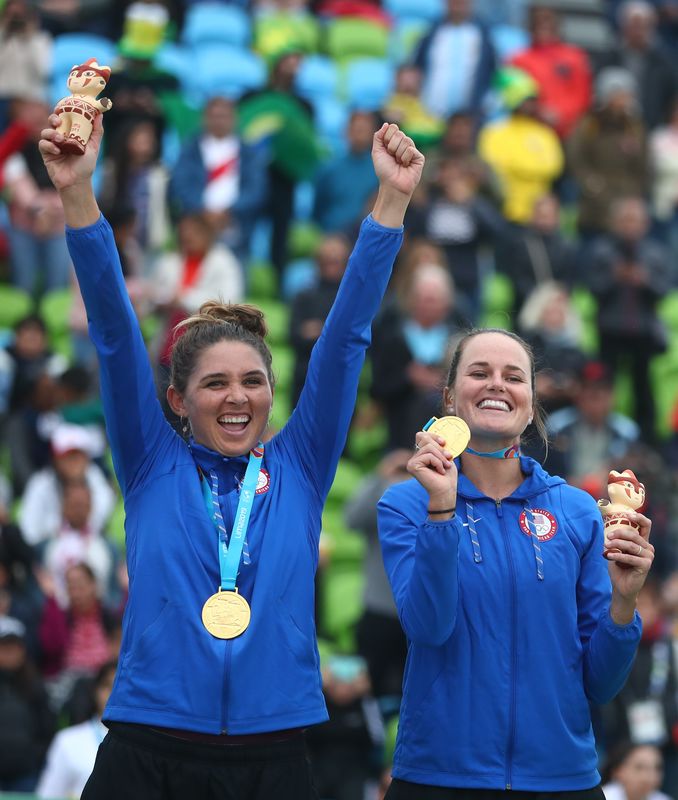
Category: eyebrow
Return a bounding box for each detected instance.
[467,361,528,374]
[199,369,267,382]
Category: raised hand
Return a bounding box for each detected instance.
[606,511,654,604]
[372,122,424,199]
[38,112,103,193]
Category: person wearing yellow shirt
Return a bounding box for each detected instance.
[479,67,564,225]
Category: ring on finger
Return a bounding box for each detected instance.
[414,444,421,451]
[636,544,643,556]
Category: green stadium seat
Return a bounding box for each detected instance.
[0,284,33,332]
[324,17,389,63]
[480,272,514,329]
[247,261,277,301]
[254,298,290,346]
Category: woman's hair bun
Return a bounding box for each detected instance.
[177,301,268,339]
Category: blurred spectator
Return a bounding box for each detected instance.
[478,67,564,225]
[600,579,678,797]
[151,212,244,372]
[168,96,269,263]
[0,0,52,130]
[586,196,671,440]
[99,118,170,273]
[414,0,496,120]
[509,5,592,139]
[43,481,115,608]
[2,98,71,298]
[19,423,115,550]
[306,654,383,800]
[370,263,465,450]
[542,360,640,490]
[36,659,117,799]
[346,449,410,699]
[597,1,676,131]
[649,95,678,273]
[568,68,649,240]
[32,0,114,35]
[0,615,55,793]
[603,743,672,800]
[517,282,587,415]
[497,193,578,312]
[38,562,117,693]
[383,65,445,151]
[289,233,350,406]
[103,30,182,153]
[0,509,42,657]
[239,50,320,287]
[0,314,68,496]
[313,110,381,234]
[406,156,506,321]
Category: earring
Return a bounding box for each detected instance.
[181,417,190,437]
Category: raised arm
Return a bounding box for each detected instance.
[39,115,172,496]
[282,124,424,499]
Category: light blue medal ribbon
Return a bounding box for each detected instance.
[200,444,264,591]
[466,444,521,459]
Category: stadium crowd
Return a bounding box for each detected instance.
[3,0,678,797]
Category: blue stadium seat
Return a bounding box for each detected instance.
[389,18,430,64]
[295,55,340,103]
[153,42,192,84]
[183,45,267,104]
[182,3,251,48]
[312,96,350,156]
[344,58,395,110]
[383,0,443,23]
[491,24,529,62]
[51,33,118,82]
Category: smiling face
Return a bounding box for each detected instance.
[447,332,534,447]
[168,340,273,457]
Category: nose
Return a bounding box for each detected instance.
[486,371,506,391]
[225,386,247,404]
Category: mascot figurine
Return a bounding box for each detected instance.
[53,58,112,155]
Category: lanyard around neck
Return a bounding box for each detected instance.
[199,444,264,591]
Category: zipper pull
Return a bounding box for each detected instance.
[495,499,503,518]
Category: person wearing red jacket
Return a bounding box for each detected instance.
[510,5,591,139]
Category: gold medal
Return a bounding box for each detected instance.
[424,416,471,457]
[201,588,251,639]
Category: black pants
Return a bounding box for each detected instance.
[81,723,318,800]
[385,780,605,800]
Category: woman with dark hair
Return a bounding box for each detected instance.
[38,110,423,799]
[602,742,670,800]
[378,327,654,799]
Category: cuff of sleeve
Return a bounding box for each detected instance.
[364,213,404,234]
[65,213,105,236]
[602,607,642,636]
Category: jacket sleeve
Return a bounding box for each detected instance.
[573,503,642,704]
[280,215,403,501]
[378,487,461,646]
[66,215,174,497]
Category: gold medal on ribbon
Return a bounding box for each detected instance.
[424,416,471,457]
[201,588,251,639]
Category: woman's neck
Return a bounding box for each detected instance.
[460,449,524,500]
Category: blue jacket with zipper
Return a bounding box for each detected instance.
[66,213,402,735]
[378,457,642,791]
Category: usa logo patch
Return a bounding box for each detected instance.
[519,508,558,541]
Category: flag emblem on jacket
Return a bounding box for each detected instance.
[255,469,270,495]
[519,508,558,541]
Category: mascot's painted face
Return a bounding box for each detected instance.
[607,469,646,510]
[66,59,110,96]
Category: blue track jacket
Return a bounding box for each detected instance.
[66,213,402,734]
[378,457,641,791]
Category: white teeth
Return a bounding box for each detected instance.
[219,416,249,424]
[478,400,510,411]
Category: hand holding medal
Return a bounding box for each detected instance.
[409,416,469,514]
